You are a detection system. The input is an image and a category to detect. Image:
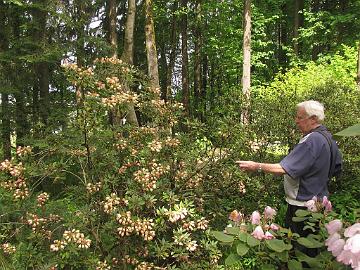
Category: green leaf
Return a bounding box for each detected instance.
[311,213,323,219]
[288,259,303,270]
[266,239,287,252]
[292,216,307,222]
[212,231,234,243]
[335,123,360,137]
[238,232,248,242]
[236,242,249,256]
[247,235,260,247]
[297,237,323,248]
[275,251,289,262]
[303,225,316,232]
[295,250,323,268]
[225,253,240,266]
[262,264,277,270]
[295,209,310,217]
[225,226,241,235]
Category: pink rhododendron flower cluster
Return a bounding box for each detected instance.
[305,196,332,212]
[229,206,279,241]
[325,220,360,269]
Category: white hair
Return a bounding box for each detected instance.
[296,100,325,122]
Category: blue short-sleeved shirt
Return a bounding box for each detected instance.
[280,125,342,206]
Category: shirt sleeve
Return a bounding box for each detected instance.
[280,141,316,179]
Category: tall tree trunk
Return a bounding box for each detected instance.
[201,53,208,121]
[278,3,288,67]
[241,0,251,125]
[0,1,11,159]
[121,0,135,64]
[164,1,178,101]
[357,42,360,91]
[293,0,304,55]
[193,0,202,118]
[33,1,50,128]
[180,0,189,116]
[311,0,321,60]
[1,93,11,159]
[75,0,86,105]
[107,0,118,58]
[144,0,160,89]
[119,0,138,126]
[12,9,28,145]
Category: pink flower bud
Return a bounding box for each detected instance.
[305,199,317,212]
[264,206,276,220]
[270,223,280,231]
[251,225,265,240]
[325,220,343,235]
[322,196,332,212]
[264,231,274,240]
[250,211,261,225]
[229,210,242,222]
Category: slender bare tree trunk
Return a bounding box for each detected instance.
[0,6,11,158]
[193,0,202,118]
[164,1,178,101]
[241,0,251,124]
[13,10,29,144]
[121,0,136,64]
[75,0,86,105]
[278,4,288,68]
[121,0,138,126]
[108,0,118,58]
[180,0,189,116]
[144,0,160,88]
[294,0,300,55]
[357,42,360,91]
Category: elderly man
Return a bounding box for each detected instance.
[236,100,342,254]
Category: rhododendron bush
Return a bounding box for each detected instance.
[213,198,358,270]
[0,58,221,269]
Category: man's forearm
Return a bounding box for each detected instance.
[236,160,286,175]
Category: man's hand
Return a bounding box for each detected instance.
[235,160,259,172]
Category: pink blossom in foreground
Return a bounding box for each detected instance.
[336,249,360,269]
[344,234,360,254]
[326,219,343,235]
[325,233,341,247]
[250,211,261,225]
[328,238,345,257]
[344,223,360,238]
[251,225,265,240]
[264,206,276,220]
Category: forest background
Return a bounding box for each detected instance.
[0,0,360,269]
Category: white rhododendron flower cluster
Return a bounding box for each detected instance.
[50,229,91,252]
[1,243,16,254]
[116,212,155,241]
[16,146,32,157]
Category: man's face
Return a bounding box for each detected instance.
[295,107,314,134]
